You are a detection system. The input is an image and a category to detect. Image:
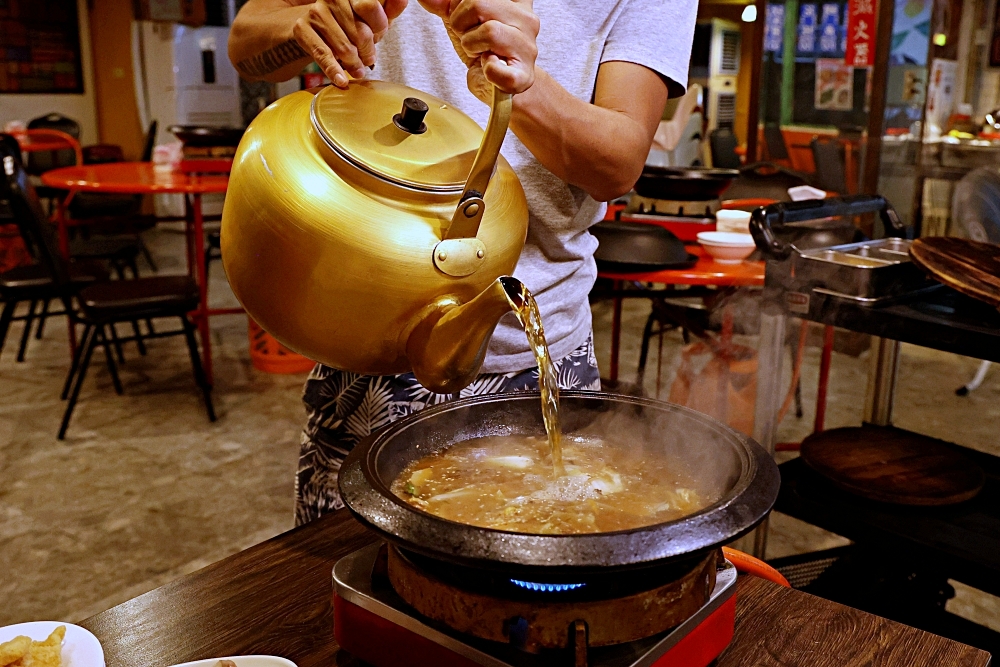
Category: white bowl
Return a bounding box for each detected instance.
[0,622,104,667]
[696,232,756,264]
[715,210,751,234]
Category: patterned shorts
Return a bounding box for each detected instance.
[295,334,601,524]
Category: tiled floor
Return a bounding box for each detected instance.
[2,227,999,634]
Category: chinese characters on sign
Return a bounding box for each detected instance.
[819,4,842,54]
[797,4,818,54]
[844,0,876,67]
[765,3,785,53]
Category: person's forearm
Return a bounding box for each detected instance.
[509,68,658,203]
[229,0,313,82]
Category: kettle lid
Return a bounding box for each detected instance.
[311,80,486,194]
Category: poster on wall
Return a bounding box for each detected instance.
[815,59,854,110]
[0,0,84,93]
[925,58,957,134]
[890,0,931,66]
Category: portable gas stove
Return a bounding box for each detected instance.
[333,542,738,667]
[617,196,718,242]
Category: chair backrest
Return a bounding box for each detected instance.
[1,141,72,292]
[710,128,741,169]
[26,113,82,175]
[141,120,159,162]
[83,144,126,165]
[763,124,789,161]
[810,136,847,194]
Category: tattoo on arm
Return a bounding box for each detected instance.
[235,39,310,78]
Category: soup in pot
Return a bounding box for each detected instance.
[391,434,712,534]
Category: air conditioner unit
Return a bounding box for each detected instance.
[690,19,741,133]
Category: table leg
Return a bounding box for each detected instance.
[864,336,900,426]
[750,304,786,559]
[56,190,76,356]
[610,281,622,383]
[190,193,214,386]
[184,196,196,278]
[814,325,835,433]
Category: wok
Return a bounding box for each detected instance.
[591,221,696,273]
[634,166,739,201]
[168,125,245,147]
[339,391,779,578]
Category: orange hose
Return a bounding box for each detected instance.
[722,547,791,588]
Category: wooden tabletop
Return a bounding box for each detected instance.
[79,511,990,667]
[40,162,229,195]
[599,245,765,287]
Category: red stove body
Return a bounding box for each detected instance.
[332,543,738,667]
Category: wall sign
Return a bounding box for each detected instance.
[0,0,84,93]
[765,3,785,53]
[845,0,876,67]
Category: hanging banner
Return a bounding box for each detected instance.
[765,4,786,53]
[797,4,819,55]
[845,0,876,67]
[818,4,842,54]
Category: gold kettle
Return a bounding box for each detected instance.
[220,81,529,392]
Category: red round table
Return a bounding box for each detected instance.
[598,244,765,382]
[42,162,232,384]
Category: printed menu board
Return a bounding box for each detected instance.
[0,0,84,93]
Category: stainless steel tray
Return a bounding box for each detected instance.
[793,238,928,299]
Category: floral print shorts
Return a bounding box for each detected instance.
[294,334,600,524]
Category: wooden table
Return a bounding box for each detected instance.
[79,510,990,667]
[41,162,234,384]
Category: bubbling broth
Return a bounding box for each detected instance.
[392,434,712,534]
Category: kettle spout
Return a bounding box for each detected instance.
[406,276,525,394]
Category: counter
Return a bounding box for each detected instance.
[78,510,989,667]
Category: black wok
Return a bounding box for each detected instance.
[339,392,779,578]
[634,166,739,201]
[591,221,696,273]
[168,125,246,147]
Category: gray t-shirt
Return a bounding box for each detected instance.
[371,0,696,374]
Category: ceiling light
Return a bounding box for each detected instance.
[742,4,758,22]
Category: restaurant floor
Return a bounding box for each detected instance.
[2,227,1000,634]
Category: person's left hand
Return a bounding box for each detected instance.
[418,0,539,103]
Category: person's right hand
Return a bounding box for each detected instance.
[292,0,407,88]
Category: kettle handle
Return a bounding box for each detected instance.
[444,86,513,240]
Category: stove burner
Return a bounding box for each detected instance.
[509,579,586,593]
[626,195,721,217]
[333,543,739,667]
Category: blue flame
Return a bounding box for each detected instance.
[510,579,586,593]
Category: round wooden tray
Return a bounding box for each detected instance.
[910,237,1000,308]
[800,426,985,506]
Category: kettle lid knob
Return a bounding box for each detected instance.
[394,97,429,135]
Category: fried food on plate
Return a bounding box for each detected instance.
[0,627,66,667]
[0,636,31,667]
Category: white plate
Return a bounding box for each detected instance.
[0,622,104,667]
[168,656,298,667]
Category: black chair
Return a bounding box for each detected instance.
[710,128,741,169]
[67,121,159,272]
[2,144,215,439]
[810,136,848,194]
[763,124,790,162]
[0,137,110,363]
[26,113,81,206]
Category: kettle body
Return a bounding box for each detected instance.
[221,81,529,383]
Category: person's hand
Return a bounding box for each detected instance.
[293,0,407,87]
[418,0,538,101]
